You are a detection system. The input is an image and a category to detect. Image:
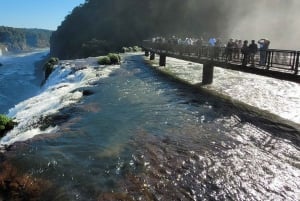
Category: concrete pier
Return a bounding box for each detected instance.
[159,54,166,66]
[202,62,214,85]
[150,51,155,60]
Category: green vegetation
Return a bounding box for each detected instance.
[98,53,121,65]
[44,57,59,80]
[122,46,142,53]
[50,0,229,59]
[108,53,121,64]
[0,26,52,52]
[98,56,111,65]
[133,46,142,52]
[0,114,15,137]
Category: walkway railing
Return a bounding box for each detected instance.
[142,40,299,75]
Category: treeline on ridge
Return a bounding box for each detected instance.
[50,0,234,59]
[0,26,52,52]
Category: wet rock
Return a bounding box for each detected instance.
[72,66,87,72]
[0,161,53,201]
[97,192,133,201]
[39,113,71,131]
[70,88,95,96]
[82,89,94,96]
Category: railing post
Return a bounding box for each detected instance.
[150,51,155,60]
[266,50,272,69]
[197,47,201,58]
[159,54,166,66]
[295,51,299,75]
[202,61,214,85]
[179,45,183,56]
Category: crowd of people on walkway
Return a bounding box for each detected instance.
[240,38,270,66]
[150,36,271,66]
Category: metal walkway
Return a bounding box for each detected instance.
[142,41,300,83]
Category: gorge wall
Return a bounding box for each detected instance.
[0,26,52,53]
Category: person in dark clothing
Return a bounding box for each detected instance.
[248,40,258,66]
[214,39,222,59]
[225,39,234,62]
[241,40,249,66]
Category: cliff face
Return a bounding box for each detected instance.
[0,26,52,53]
[50,0,233,59]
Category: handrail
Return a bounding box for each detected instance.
[142,41,300,75]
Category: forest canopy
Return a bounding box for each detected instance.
[0,26,52,52]
[50,0,233,59]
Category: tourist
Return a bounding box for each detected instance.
[233,39,239,59]
[194,37,203,57]
[225,38,234,62]
[208,37,216,46]
[241,40,249,66]
[248,40,258,66]
[258,38,270,66]
[214,38,222,59]
[237,40,243,60]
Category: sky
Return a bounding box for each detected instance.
[0,0,85,30]
[225,0,300,49]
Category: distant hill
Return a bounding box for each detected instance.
[0,26,52,53]
[50,0,232,59]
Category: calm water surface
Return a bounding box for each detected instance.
[1,54,299,200]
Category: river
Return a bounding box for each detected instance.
[0,51,299,201]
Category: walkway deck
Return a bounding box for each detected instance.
[142,41,300,83]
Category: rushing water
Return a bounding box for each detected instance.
[0,50,49,114]
[154,57,300,124]
[0,52,299,201]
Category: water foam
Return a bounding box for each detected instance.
[0,57,120,147]
[156,57,300,124]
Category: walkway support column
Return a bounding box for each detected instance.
[295,52,299,75]
[159,54,166,66]
[150,51,155,60]
[202,61,214,85]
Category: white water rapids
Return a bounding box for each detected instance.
[1,53,299,148]
[154,57,300,124]
[0,53,299,200]
[0,57,120,147]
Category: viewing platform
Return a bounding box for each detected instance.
[142,41,300,84]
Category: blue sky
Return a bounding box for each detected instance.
[0,0,85,30]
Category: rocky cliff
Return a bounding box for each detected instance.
[0,26,52,53]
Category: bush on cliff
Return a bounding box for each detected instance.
[98,53,120,65]
[0,114,15,137]
[108,53,121,64]
[98,56,111,65]
[133,46,142,52]
[122,46,142,53]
